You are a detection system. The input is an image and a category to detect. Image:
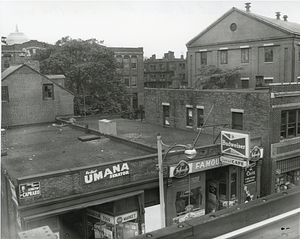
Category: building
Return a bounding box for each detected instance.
[144,83,300,200]
[144,51,188,89]
[186,3,300,88]
[109,47,145,113]
[1,25,50,72]
[1,63,74,127]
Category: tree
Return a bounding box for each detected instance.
[195,65,242,89]
[35,36,130,115]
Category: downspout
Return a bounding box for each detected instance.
[291,37,295,82]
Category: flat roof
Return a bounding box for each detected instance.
[2,117,217,182]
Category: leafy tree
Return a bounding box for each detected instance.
[35,36,130,115]
[195,65,242,89]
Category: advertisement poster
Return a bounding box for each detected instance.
[19,182,40,199]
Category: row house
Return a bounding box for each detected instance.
[144,51,188,89]
[186,3,300,88]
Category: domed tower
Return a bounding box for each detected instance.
[6,25,29,45]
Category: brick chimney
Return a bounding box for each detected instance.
[276,12,281,20]
[245,3,251,12]
[283,15,288,21]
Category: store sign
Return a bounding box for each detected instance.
[103,228,113,239]
[100,212,115,224]
[9,179,18,206]
[19,182,40,199]
[244,163,257,184]
[169,157,224,178]
[250,146,263,162]
[87,208,100,219]
[81,163,130,184]
[220,156,248,167]
[221,130,250,158]
[115,211,138,224]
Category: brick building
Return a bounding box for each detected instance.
[144,83,300,198]
[109,47,145,112]
[1,63,74,127]
[144,51,188,89]
[186,3,300,88]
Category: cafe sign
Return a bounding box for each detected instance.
[220,156,248,168]
[221,130,250,159]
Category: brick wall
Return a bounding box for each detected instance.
[1,65,74,127]
[145,88,274,196]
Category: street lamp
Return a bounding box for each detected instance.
[156,104,214,228]
[157,134,197,228]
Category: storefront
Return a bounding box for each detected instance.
[164,130,261,227]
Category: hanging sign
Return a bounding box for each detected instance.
[220,156,248,167]
[100,212,115,225]
[250,146,263,162]
[221,130,250,158]
[19,182,40,199]
[244,163,257,184]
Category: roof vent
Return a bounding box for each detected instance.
[283,15,288,21]
[245,2,251,12]
[276,12,281,20]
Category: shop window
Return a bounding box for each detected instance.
[186,107,193,127]
[220,50,228,64]
[201,52,207,65]
[163,104,170,126]
[2,86,9,102]
[175,186,202,216]
[232,111,243,130]
[281,109,300,139]
[265,46,273,62]
[43,84,54,100]
[197,108,204,128]
[241,48,249,63]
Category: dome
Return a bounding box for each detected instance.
[6,25,29,45]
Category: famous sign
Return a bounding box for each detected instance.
[221,130,250,159]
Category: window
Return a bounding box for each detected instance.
[298,46,300,61]
[265,46,273,62]
[241,78,249,88]
[186,107,193,127]
[123,56,129,68]
[201,52,207,65]
[281,109,300,139]
[163,104,170,126]
[124,77,130,87]
[241,48,249,63]
[232,112,243,130]
[159,64,165,71]
[43,84,54,100]
[150,65,156,71]
[197,108,204,128]
[220,50,228,64]
[264,77,273,84]
[2,86,9,102]
[131,57,137,69]
[131,76,137,87]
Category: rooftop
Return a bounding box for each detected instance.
[2,116,216,183]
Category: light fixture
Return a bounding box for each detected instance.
[184,144,197,159]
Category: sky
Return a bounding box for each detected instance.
[1,1,300,58]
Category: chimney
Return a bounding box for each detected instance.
[276,12,281,20]
[151,54,156,60]
[283,15,288,21]
[245,3,251,12]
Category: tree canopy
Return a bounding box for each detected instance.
[34,36,130,115]
[195,65,242,89]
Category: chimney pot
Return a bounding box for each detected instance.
[245,2,251,12]
[276,12,281,20]
[283,15,288,21]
